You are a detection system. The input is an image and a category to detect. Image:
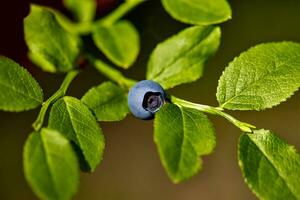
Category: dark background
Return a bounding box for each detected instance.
[1,0,300,199]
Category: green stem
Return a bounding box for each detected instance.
[53,9,93,35]
[86,50,256,133]
[32,70,79,131]
[86,55,136,89]
[171,96,256,133]
[66,0,145,34]
[87,53,255,133]
[98,0,145,26]
[89,54,256,133]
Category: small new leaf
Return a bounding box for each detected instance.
[239,129,300,200]
[92,20,140,68]
[0,56,43,112]
[23,128,79,200]
[147,26,220,89]
[48,96,105,172]
[162,0,232,25]
[63,0,96,23]
[24,5,81,73]
[217,42,300,110]
[154,104,216,183]
[81,82,129,121]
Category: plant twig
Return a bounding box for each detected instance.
[171,96,256,133]
[98,0,145,26]
[86,55,136,89]
[87,54,256,133]
[32,70,79,131]
[61,0,145,34]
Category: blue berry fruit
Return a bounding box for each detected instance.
[128,80,166,120]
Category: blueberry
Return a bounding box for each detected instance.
[128,80,166,120]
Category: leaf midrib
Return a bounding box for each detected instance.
[96,95,124,110]
[64,100,87,149]
[0,80,41,103]
[28,13,74,69]
[174,107,198,178]
[220,54,300,108]
[40,133,59,200]
[85,87,124,110]
[247,134,297,198]
[149,27,214,80]
[95,26,125,66]
[63,100,99,168]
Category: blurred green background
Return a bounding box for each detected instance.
[1,0,300,199]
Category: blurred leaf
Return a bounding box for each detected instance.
[39,7,93,35]
[161,0,231,25]
[92,20,140,68]
[239,129,300,200]
[217,42,300,111]
[63,0,96,23]
[24,5,81,73]
[24,128,79,200]
[154,103,216,183]
[82,82,129,121]
[48,96,105,171]
[0,56,43,112]
[147,26,220,89]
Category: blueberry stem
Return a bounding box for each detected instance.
[32,70,79,131]
[171,96,256,133]
[88,55,256,132]
[88,54,256,132]
[86,50,255,133]
[86,55,137,89]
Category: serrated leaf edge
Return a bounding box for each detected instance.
[60,96,104,172]
[0,56,44,112]
[217,41,300,111]
[238,130,299,200]
[81,81,129,122]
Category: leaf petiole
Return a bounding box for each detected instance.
[171,96,256,133]
[98,0,145,26]
[32,70,79,131]
[86,55,136,90]
[59,0,145,35]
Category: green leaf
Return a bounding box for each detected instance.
[239,129,300,200]
[38,7,92,36]
[48,96,105,171]
[23,128,79,200]
[161,0,231,25]
[92,20,140,68]
[63,0,96,23]
[24,5,81,73]
[217,42,300,110]
[0,56,43,112]
[154,103,216,183]
[147,26,220,89]
[81,82,129,121]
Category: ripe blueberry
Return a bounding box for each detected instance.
[128,80,166,120]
